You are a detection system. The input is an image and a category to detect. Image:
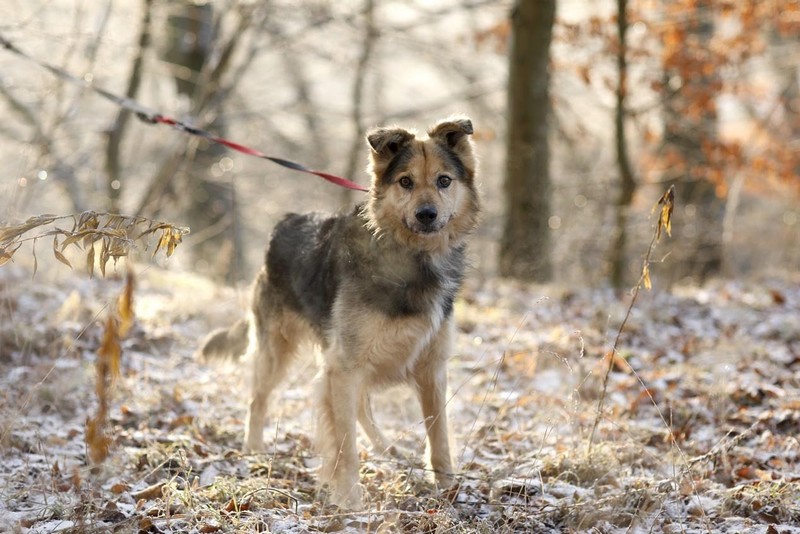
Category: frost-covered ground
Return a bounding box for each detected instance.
[1,265,799,533]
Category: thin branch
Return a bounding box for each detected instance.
[341,0,378,204]
[104,0,153,213]
[0,84,38,127]
[137,3,262,217]
[275,19,330,170]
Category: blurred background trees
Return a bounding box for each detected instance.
[659,0,725,283]
[499,0,556,282]
[146,0,250,282]
[1,0,798,286]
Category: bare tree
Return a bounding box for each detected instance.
[498,0,556,281]
[136,2,265,282]
[660,0,724,283]
[1,3,114,215]
[104,0,152,214]
[608,0,637,289]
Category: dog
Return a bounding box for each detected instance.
[197,117,480,509]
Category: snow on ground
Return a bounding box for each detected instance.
[1,265,799,533]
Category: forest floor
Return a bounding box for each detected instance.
[1,264,799,533]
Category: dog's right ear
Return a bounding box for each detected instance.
[366,127,415,161]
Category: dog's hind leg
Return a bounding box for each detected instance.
[358,393,392,454]
[243,306,297,453]
[413,318,455,489]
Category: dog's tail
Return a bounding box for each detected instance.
[195,318,250,363]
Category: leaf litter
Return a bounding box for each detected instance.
[0,264,799,533]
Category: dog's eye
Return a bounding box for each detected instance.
[398,176,413,189]
[437,175,452,189]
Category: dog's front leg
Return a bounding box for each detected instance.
[316,364,363,509]
[414,318,455,489]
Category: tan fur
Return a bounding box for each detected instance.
[199,117,479,510]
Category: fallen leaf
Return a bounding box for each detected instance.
[131,482,166,502]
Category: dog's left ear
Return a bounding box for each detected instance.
[428,118,474,149]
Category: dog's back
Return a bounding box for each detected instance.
[266,212,345,340]
[197,210,352,360]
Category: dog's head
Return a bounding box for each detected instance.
[365,116,480,253]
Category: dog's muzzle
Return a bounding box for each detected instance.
[410,204,443,234]
[416,205,437,224]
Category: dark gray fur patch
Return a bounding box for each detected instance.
[266,212,341,336]
[264,204,466,341]
[434,143,468,181]
[353,245,465,318]
[380,145,415,185]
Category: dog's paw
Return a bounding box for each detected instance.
[378,443,410,461]
[331,482,364,511]
[434,471,455,490]
[242,440,265,454]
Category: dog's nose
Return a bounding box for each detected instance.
[415,205,438,224]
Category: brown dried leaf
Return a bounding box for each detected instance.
[118,271,135,337]
[108,239,129,258]
[168,414,195,430]
[656,185,675,240]
[62,228,128,252]
[98,314,121,382]
[78,210,99,229]
[105,215,124,230]
[100,239,109,277]
[54,249,73,268]
[224,497,250,513]
[131,482,166,502]
[86,416,111,463]
[642,263,652,290]
[0,214,58,244]
[769,289,786,305]
[53,236,73,268]
[110,482,130,494]
[155,229,170,258]
[167,232,178,257]
[2,212,185,276]
[136,222,170,240]
[0,243,21,266]
[60,230,90,250]
[601,350,628,372]
[157,226,189,258]
[171,228,187,256]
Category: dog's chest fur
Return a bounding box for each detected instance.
[266,206,464,377]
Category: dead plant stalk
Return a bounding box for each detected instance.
[588,185,674,453]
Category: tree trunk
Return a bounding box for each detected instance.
[150,2,244,283]
[661,1,724,283]
[104,0,152,214]
[498,0,556,281]
[608,0,637,289]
